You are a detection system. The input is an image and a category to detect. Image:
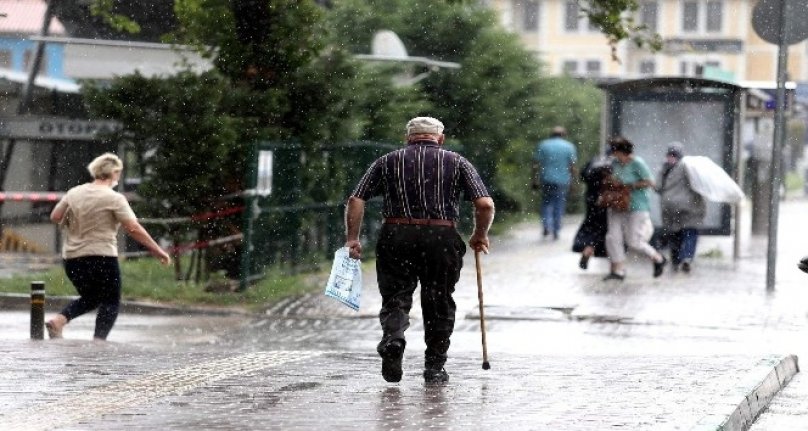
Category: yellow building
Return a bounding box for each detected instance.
[486,0,808,83]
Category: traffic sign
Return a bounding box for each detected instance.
[752,0,808,45]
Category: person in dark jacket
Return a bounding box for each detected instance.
[345,116,495,384]
[573,153,612,269]
[655,143,705,273]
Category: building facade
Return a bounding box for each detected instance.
[487,0,808,83]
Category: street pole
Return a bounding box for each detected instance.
[238,142,258,292]
[765,0,789,291]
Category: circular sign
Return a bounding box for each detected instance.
[752,0,808,45]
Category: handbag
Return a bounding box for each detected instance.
[596,175,631,212]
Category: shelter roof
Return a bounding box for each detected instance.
[0,0,66,36]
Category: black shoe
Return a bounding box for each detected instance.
[799,256,808,274]
[681,261,691,273]
[653,256,667,278]
[579,255,590,270]
[602,272,625,281]
[543,228,549,238]
[380,340,404,383]
[423,368,449,384]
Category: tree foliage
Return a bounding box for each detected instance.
[82,0,606,282]
[327,0,602,210]
[83,71,242,279]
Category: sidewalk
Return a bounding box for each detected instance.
[0,200,806,430]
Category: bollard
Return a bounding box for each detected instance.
[30,281,45,340]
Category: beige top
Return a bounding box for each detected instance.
[53,183,137,259]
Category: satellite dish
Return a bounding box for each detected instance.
[355,29,460,73]
[371,30,408,59]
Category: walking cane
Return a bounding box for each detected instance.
[475,250,491,370]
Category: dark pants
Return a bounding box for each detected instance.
[60,256,122,340]
[375,224,466,369]
[653,228,699,266]
[540,183,568,236]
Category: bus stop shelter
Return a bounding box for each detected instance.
[599,77,745,237]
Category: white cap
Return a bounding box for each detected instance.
[406,116,444,136]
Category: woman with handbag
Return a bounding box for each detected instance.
[602,137,667,281]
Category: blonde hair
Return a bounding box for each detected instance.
[87,153,123,180]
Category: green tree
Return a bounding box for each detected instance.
[83,71,240,280]
[327,0,602,211]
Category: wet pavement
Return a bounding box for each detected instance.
[1,199,807,430]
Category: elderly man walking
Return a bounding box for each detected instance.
[532,126,577,240]
[345,116,495,384]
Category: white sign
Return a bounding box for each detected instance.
[256,150,274,196]
[0,117,123,140]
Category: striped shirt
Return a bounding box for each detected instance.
[351,141,490,221]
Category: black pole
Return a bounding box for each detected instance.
[766,0,790,291]
[30,281,45,340]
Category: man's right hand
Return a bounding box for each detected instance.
[345,239,362,259]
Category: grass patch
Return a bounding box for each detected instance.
[0,257,324,312]
[785,171,804,193]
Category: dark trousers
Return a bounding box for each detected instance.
[375,224,466,369]
[60,256,122,340]
[540,183,568,236]
[653,228,699,265]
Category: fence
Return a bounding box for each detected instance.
[239,141,398,290]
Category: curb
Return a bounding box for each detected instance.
[691,354,800,431]
[0,293,250,317]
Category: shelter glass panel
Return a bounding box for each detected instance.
[618,100,727,230]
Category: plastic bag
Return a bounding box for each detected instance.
[324,247,362,311]
[681,156,745,203]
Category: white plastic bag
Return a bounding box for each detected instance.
[681,156,745,203]
[324,247,362,311]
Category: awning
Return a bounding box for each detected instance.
[0,67,80,93]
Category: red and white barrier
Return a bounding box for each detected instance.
[0,192,63,202]
[122,233,244,258]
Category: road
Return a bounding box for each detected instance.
[0,199,806,430]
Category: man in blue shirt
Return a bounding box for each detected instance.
[532,126,577,240]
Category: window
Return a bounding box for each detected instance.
[564,1,598,32]
[523,0,540,31]
[0,50,11,68]
[639,60,656,75]
[682,1,699,31]
[706,1,722,32]
[562,60,601,77]
[22,50,48,75]
[565,1,579,31]
[585,60,601,76]
[681,0,722,33]
[640,1,658,32]
[679,59,721,76]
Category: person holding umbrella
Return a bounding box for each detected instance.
[345,116,494,384]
